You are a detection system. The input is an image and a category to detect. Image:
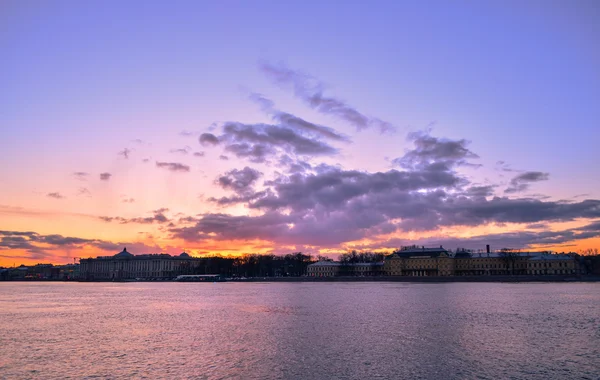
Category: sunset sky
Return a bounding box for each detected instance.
[1,1,599,265]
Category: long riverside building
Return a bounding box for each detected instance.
[79,248,202,280]
[308,246,580,277]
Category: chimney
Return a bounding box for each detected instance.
[486,245,490,254]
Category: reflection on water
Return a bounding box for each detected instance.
[0,282,598,379]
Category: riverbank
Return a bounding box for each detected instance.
[4,274,600,283]
[227,275,600,283]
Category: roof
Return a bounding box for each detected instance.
[392,247,449,258]
[308,261,341,267]
[528,253,574,261]
[308,261,384,267]
[114,247,134,259]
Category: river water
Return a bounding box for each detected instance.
[0,282,598,379]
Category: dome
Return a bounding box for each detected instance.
[114,247,134,258]
[179,252,191,258]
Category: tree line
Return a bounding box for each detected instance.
[179,250,387,277]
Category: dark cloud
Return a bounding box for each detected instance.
[0,230,170,261]
[463,185,496,198]
[367,227,600,252]
[505,171,549,194]
[219,155,229,161]
[249,93,351,142]
[47,192,65,199]
[99,208,170,224]
[73,172,89,181]
[260,63,395,133]
[155,162,190,173]
[193,152,205,157]
[118,148,131,159]
[216,167,262,196]
[199,133,220,146]
[217,122,339,163]
[100,172,112,181]
[168,132,600,248]
[392,131,479,171]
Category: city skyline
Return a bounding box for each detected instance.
[2,1,600,266]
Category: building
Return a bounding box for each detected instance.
[308,246,581,278]
[527,253,577,275]
[383,246,579,277]
[384,246,453,277]
[79,248,202,280]
[307,261,384,277]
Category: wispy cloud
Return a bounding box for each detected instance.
[99,172,112,181]
[118,148,131,159]
[170,147,190,155]
[155,162,190,172]
[505,171,549,194]
[77,187,91,197]
[260,62,396,134]
[73,172,89,181]
[47,192,65,199]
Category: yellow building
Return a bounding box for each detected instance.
[383,246,579,277]
[527,253,577,275]
[383,246,454,276]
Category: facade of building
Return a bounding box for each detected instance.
[79,248,202,280]
[309,246,580,278]
[384,246,454,276]
[307,261,384,277]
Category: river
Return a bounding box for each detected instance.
[0,282,598,379]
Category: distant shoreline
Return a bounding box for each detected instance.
[3,275,600,283]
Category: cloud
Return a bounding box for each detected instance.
[47,192,65,199]
[392,131,479,171]
[0,230,173,262]
[193,152,205,157]
[77,187,91,197]
[99,208,170,224]
[216,122,339,163]
[505,171,549,194]
[249,93,351,142]
[219,155,229,161]
[260,63,395,133]
[170,147,190,155]
[118,148,131,159]
[215,167,263,196]
[199,133,220,146]
[99,172,112,181]
[122,198,135,203]
[155,162,190,173]
[180,130,194,137]
[167,132,600,248]
[73,172,89,181]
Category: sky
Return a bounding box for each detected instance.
[1,0,599,266]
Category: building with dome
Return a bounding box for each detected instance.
[79,248,202,280]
